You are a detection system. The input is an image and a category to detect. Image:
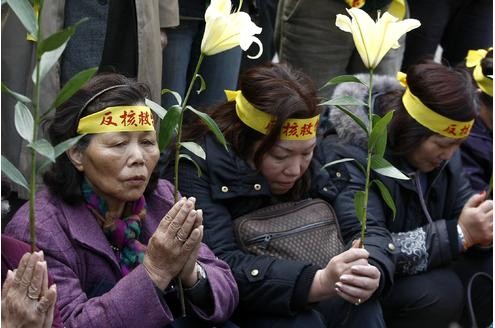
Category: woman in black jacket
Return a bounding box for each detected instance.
[314,59,493,328]
[165,63,384,327]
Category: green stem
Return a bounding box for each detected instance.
[360,70,374,248]
[174,53,205,202]
[172,52,205,317]
[29,3,44,253]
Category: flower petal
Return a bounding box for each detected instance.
[201,0,263,57]
[335,14,352,33]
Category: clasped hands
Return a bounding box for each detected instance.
[458,191,493,249]
[310,240,380,306]
[143,197,204,291]
[1,251,57,328]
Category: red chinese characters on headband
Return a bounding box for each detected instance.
[139,111,154,126]
[281,121,316,137]
[100,111,118,126]
[99,109,154,127]
[443,124,471,137]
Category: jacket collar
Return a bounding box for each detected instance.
[59,199,121,271]
[204,134,272,199]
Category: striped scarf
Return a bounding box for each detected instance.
[82,180,147,276]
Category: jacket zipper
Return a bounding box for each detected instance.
[244,221,331,249]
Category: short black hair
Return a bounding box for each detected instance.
[43,73,158,204]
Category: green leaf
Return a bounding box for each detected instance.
[371,155,409,180]
[14,101,34,143]
[34,40,68,83]
[1,155,29,191]
[161,88,182,106]
[28,139,55,162]
[186,105,228,151]
[6,0,37,39]
[320,95,368,107]
[353,190,366,225]
[39,134,86,171]
[37,18,88,55]
[321,157,365,174]
[323,104,368,134]
[53,134,85,158]
[48,67,98,113]
[1,83,31,103]
[320,75,367,89]
[158,105,181,151]
[145,98,167,120]
[194,73,206,95]
[178,153,202,177]
[181,141,206,160]
[369,111,393,156]
[372,179,397,219]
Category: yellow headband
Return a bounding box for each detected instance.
[225,90,319,141]
[466,48,493,97]
[77,105,155,134]
[396,72,474,139]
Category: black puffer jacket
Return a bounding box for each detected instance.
[167,134,319,315]
[312,74,474,296]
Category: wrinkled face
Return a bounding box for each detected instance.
[69,131,160,205]
[406,134,464,173]
[257,138,316,195]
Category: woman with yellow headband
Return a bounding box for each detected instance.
[5,73,238,327]
[316,59,493,327]
[460,48,493,192]
[166,63,384,327]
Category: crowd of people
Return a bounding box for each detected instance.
[1,0,493,327]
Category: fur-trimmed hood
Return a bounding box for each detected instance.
[329,73,403,150]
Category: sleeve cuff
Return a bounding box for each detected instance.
[290,265,319,312]
[446,219,460,260]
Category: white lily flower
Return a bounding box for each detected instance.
[201,0,263,59]
[336,8,420,69]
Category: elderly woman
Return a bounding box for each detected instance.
[5,73,238,327]
[165,63,384,327]
[315,59,493,327]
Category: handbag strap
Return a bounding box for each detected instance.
[466,272,492,328]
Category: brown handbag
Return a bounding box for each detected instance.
[233,198,346,268]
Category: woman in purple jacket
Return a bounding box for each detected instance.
[5,73,238,327]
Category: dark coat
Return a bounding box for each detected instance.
[460,118,493,192]
[170,134,319,315]
[312,74,474,296]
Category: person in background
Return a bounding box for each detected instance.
[1,0,177,226]
[315,59,493,327]
[161,0,247,122]
[165,63,385,328]
[275,0,406,100]
[460,48,493,193]
[5,73,238,327]
[1,236,61,328]
[401,0,493,69]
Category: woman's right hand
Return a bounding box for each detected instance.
[143,197,203,290]
[458,192,493,248]
[308,247,380,304]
